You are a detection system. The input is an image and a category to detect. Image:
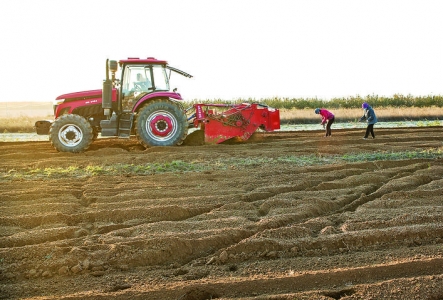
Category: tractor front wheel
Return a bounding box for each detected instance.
[49,114,94,153]
[135,99,188,147]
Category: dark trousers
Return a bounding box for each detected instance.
[325,117,334,136]
[365,124,375,138]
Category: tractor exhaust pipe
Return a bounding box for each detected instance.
[102,59,113,115]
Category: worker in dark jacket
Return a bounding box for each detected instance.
[315,108,335,137]
[359,102,378,139]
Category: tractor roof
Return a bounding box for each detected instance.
[118,57,167,65]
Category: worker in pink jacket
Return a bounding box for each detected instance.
[315,108,335,137]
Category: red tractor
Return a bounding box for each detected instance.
[35,57,280,152]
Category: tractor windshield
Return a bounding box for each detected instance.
[122,65,169,93]
[121,64,170,111]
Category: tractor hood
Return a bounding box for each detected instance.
[55,89,104,101]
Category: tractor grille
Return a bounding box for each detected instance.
[72,104,103,117]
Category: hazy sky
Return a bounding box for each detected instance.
[1,0,442,102]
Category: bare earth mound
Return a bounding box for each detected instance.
[1,127,442,299]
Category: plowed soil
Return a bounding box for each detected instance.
[1,127,443,300]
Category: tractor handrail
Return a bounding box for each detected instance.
[166,66,193,78]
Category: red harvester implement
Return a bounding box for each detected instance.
[192,103,280,144]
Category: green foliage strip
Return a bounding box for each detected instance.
[186,94,443,110]
[2,148,442,180]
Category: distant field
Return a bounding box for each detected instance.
[281,106,443,124]
[0,102,53,117]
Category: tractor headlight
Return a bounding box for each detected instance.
[53,99,65,106]
[52,99,65,114]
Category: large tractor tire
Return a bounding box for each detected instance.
[135,99,188,147]
[49,114,94,153]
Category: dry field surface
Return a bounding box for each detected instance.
[1,127,443,299]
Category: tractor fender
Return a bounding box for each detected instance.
[132,92,183,112]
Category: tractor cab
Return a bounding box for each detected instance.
[119,59,170,111]
[103,57,192,113]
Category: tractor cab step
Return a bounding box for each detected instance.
[100,113,119,136]
[118,113,134,138]
[100,113,134,138]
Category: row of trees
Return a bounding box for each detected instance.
[189,94,443,110]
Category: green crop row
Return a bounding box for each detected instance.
[186,94,443,110]
[2,148,442,181]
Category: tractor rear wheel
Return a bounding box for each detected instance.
[49,114,94,153]
[135,99,188,147]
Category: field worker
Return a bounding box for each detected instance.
[359,102,378,139]
[315,108,335,137]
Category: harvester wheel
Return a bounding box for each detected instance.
[49,114,94,153]
[135,99,188,147]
